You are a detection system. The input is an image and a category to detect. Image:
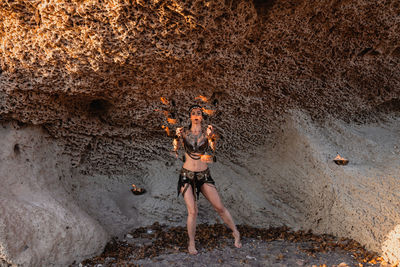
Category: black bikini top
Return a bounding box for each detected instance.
[182,128,209,159]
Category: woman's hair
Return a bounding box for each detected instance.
[189,104,203,117]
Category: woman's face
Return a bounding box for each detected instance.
[190,108,203,125]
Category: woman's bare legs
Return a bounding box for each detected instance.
[181,185,198,254]
[201,184,242,248]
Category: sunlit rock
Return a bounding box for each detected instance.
[1,0,400,265]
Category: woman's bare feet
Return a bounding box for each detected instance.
[188,242,198,255]
[232,230,242,248]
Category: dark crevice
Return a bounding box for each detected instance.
[369,50,380,56]
[391,46,400,58]
[14,144,20,155]
[252,0,276,18]
[358,47,372,57]
[88,99,112,117]
[376,98,400,113]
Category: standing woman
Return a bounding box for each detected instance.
[173,104,241,255]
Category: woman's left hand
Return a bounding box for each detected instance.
[200,154,214,163]
[176,127,184,137]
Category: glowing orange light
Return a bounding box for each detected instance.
[195,95,208,102]
[202,108,215,116]
[160,97,169,105]
[167,118,177,124]
[162,125,171,136]
[334,154,346,161]
[131,184,146,195]
[200,154,213,162]
[333,154,349,165]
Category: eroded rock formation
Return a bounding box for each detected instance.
[1,0,399,173]
[1,0,400,265]
[0,122,108,266]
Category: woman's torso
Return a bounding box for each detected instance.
[181,128,209,172]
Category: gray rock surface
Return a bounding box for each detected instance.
[1,111,399,265]
[244,111,400,263]
[66,111,400,264]
[1,0,400,265]
[0,123,109,266]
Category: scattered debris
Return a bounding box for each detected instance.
[80,223,383,266]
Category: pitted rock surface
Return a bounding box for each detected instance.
[1,1,400,266]
[1,0,399,174]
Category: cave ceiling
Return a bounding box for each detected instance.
[0,0,399,174]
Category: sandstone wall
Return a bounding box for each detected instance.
[254,111,400,263]
[1,0,400,265]
[1,0,399,174]
[0,112,399,265]
[0,123,108,266]
[63,111,400,264]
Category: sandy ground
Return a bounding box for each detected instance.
[75,223,385,267]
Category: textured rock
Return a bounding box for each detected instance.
[1,0,400,265]
[0,122,109,266]
[65,111,400,264]
[252,111,400,264]
[0,0,399,174]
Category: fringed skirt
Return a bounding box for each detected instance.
[177,168,215,200]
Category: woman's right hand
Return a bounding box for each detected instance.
[176,127,183,137]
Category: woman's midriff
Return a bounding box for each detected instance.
[182,152,208,172]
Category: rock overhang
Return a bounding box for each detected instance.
[1,0,400,265]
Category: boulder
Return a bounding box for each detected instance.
[0,123,108,266]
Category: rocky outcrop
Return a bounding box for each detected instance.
[252,111,400,264]
[63,111,400,264]
[0,123,108,266]
[1,0,400,265]
[1,0,399,174]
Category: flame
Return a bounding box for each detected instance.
[196,95,208,102]
[160,97,169,105]
[200,154,213,162]
[167,118,177,124]
[202,108,215,116]
[334,154,347,160]
[162,125,171,136]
